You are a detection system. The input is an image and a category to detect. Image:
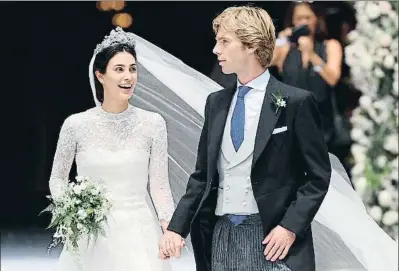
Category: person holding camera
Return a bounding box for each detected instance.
[271,2,343,150]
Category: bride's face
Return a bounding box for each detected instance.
[96,51,137,102]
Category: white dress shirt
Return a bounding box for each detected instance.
[229,69,270,132]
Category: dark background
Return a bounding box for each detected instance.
[0,1,355,229]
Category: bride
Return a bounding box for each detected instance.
[49,27,192,271]
[49,26,397,271]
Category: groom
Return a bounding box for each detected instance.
[159,6,331,271]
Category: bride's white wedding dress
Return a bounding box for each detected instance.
[49,104,189,271]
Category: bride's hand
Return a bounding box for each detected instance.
[160,220,169,233]
[159,248,170,260]
[158,238,186,260]
[159,230,184,258]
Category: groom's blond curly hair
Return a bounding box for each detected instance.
[212,6,276,68]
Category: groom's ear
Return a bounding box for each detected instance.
[95,70,104,84]
[245,44,257,54]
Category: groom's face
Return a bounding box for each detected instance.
[213,27,248,75]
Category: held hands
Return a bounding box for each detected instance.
[262,225,296,262]
[158,229,186,260]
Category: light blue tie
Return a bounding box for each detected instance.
[230,86,252,152]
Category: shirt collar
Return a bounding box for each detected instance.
[237,69,270,91]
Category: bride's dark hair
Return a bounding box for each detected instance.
[92,44,137,104]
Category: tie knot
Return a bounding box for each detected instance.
[237,86,251,98]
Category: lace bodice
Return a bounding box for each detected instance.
[49,104,175,222]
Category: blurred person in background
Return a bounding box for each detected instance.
[270,1,348,163]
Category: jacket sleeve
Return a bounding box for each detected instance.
[167,94,211,238]
[279,93,331,237]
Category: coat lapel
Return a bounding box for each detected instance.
[226,107,261,169]
[220,110,236,164]
[252,76,285,168]
[208,85,236,176]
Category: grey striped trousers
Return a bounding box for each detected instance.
[212,214,292,271]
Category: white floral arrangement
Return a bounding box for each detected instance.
[345,1,398,240]
[41,176,112,268]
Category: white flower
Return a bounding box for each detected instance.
[382,210,399,226]
[73,186,82,195]
[360,54,374,70]
[359,96,372,109]
[379,1,392,14]
[365,2,381,20]
[91,189,99,196]
[384,134,399,154]
[365,105,380,124]
[67,227,73,235]
[378,190,394,207]
[373,67,385,78]
[383,55,395,69]
[355,2,367,11]
[277,99,286,108]
[79,183,87,190]
[76,176,84,182]
[375,48,390,61]
[77,223,83,230]
[347,30,359,42]
[376,156,388,168]
[354,176,367,196]
[378,32,393,48]
[388,9,399,22]
[351,115,374,133]
[351,144,367,163]
[350,128,366,143]
[390,39,398,56]
[369,205,383,221]
[391,157,399,170]
[53,229,64,239]
[351,163,365,178]
[77,209,87,220]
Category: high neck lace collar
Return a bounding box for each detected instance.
[95,104,134,120]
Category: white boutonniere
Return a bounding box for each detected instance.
[270,90,288,115]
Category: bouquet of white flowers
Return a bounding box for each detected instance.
[41,175,112,268]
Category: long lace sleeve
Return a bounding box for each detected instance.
[49,116,77,199]
[148,114,175,222]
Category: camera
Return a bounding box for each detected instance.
[289,24,311,44]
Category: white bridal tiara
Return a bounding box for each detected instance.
[93,26,136,55]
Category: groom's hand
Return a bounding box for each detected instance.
[262,225,296,262]
[159,230,185,258]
